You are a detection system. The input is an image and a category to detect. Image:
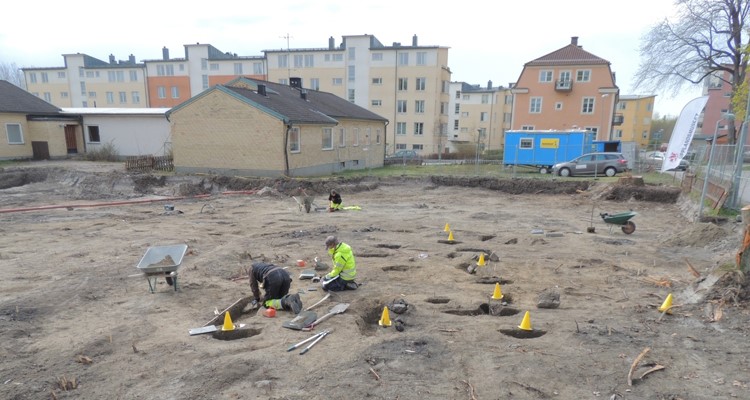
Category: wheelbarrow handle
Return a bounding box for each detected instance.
[300,330,330,355]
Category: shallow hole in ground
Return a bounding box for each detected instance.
[443,303,519,316]
[424,297,450,304]
[358,252,389,258]
[382,265,415,272]
[498,329,547,339]
[212,327,262,340]
[479,235,495,242]
[475,276,513,285]
[375,243,401,249]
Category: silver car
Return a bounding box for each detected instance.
[553,152,629,177]
[643,151,690,171]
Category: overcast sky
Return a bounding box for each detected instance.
[2,0,703,117]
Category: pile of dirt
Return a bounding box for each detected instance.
[603,184,682,202]
[662,222,730,247]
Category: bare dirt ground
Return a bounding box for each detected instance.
[1,160,749,400]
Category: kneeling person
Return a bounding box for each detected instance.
[322,235,358,291]
[249,262,302,313]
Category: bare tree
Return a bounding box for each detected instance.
[0,61,24,88]
[633,0,750,143]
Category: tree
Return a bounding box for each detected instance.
[633,0,750,143]
[0,61,24,88]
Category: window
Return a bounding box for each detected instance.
[108,71,116,82]
[376,128,381,144]
[559,71,571,83]
[461,112,469,117]
[372,77,382,85]
[82,101,88,107]
[29,73,37,83]
[348,89,355,102]
[521,125,534,130]
[253,62,264,74]
[289,127,300,152]
[520,138,533,149]
[617,102,626,110]
[87,126,100,143]
[372,53,383,61]
[530,97,542,113]
[371,100,382,106]
[582,97,595,114]
[43,92,51,102]
[348,47,356,61]
[398,78,408,91]
[398,53,409,66]
[80,82,86,95]
[304,55,314,67]
[332,54,343,62]
[505,95,512,104]
[576,70,591,82]
[339,128,346,147]
[396,144,407,150]
[278,78,287,85]
[412,144,423,150]
[353,128,359,146]
[130,70,138,81]
[416,78,426,91]
[415,100,425,114]
[322,128,333,150]
[480,112,488,122]
[41,72,48,83]
[157,65,165,76]
[332,78,343,85]
[202,75,209,89]
[348,65,355,82]
[119,91,127,103]
[455,91,461,99]
[555,102,563,110]
[481,94,489,104]
[57,71,66,79]
[61,92,68,98]
[234,63,243,74]
[455,104,460,114]
[539,70,553,82]
[416,52,427,65]
[86,71,96,78]
[453,120,459,130]
[463,94,470,100]
[396,122,407,135]
[171,86,179,99]
[5,123,23,144]
[117,71,125,82]
[414,123,424,135]
[294,55,303,68]
[132,92,140,104]
[210,63,219,71]
[397,100,407,113]
[278,55,288,68]
[106,91,115,104]
[157,86,166,99]
[310,78,320,90]
[440,102,448,115]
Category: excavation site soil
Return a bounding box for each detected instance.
[1,161,749,400]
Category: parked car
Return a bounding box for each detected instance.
[552,152,629,177]
[643,151,690,171]
[385,150,420,160]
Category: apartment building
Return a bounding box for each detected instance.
[447,81,513,154]
[612,95,655,147]
[701,69,737,140]
[264,34,452,155]
[511,36,620,141]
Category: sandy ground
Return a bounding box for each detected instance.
[1,161,749,400]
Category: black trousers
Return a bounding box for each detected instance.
[264,269,291,300]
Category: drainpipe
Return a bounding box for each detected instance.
[284,123,291,176]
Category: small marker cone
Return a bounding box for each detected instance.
[448,231,455,241]
[444,223,451,232]
[221,312,235,331]
[477,253,486,266]
[379,306,392,327]
[658,293,673,314]
[518,311,533,331]
[491,283,504,300]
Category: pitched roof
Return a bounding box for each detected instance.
[0,80,61,114]
[169,78,388,125]
[525,42,610,67]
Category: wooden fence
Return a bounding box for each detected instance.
[125,155,174,172]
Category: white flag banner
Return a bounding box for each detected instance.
[662,96,709,172]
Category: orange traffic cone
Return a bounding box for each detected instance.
[448,231,455,241]
[658,293,673,314]
[444,223,451,232]
[491,283,504,300]
[379,306,392,327]
[222,312,235,331]
[477,253,486,266]
[518,311,532,331]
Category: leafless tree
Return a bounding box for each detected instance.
[633,0,750,142]
[0,61,25,88]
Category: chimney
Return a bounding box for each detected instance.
[109,54,115,64]
[487,80,493,89]
[258,84,267,96]
[290,77,302,88]
[162,46,169,60]
[412,34,418,46]
[393,42,401,47]
[571,36,579,46]
[129,54,135,64]
[301,90,308,101]
[329,36,335,50]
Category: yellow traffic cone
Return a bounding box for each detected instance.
[491,283,504,300]
[448,231,455,241]
[444,223,451,232]
[658,293,673,314]
[379,306,392,327]
[518,311,532,331]
[477,253,486,266]
[221,312,235,331]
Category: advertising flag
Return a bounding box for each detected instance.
[662,96,709,172]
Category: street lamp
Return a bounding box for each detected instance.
[698,113,735,220]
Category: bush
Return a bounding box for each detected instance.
[85,142,119,162]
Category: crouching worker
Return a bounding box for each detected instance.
[328,190,342,212]
[321,235,358,291]
[249,262,302,314]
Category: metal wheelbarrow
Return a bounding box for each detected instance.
[600,211,637,234]
[136,244,189,293]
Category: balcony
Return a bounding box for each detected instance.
[555,79,572,92]
[613,113,624,126]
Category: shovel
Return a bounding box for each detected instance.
[302,303,349,331]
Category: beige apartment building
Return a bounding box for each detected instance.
[265,34,452,155]
[448,81,513,155]
[612,95,655,147]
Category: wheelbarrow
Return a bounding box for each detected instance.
[600,211,637,234]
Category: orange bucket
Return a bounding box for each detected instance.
[263,308,276,318]
[296,259,306,267]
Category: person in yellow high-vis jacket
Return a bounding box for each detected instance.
[322,235,358,291]
[328,190,342,212]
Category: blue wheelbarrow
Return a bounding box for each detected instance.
[600,211,637,234]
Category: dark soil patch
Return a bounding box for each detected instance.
[604,184,681,202]
[0,170,48,189]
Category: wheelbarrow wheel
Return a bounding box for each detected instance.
[621,221,636,234]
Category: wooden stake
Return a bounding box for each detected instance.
[368,367,381,381]
[627,347,650,386]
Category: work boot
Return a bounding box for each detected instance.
[281,294,303,314]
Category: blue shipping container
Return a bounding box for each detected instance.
[503,130,619,173]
